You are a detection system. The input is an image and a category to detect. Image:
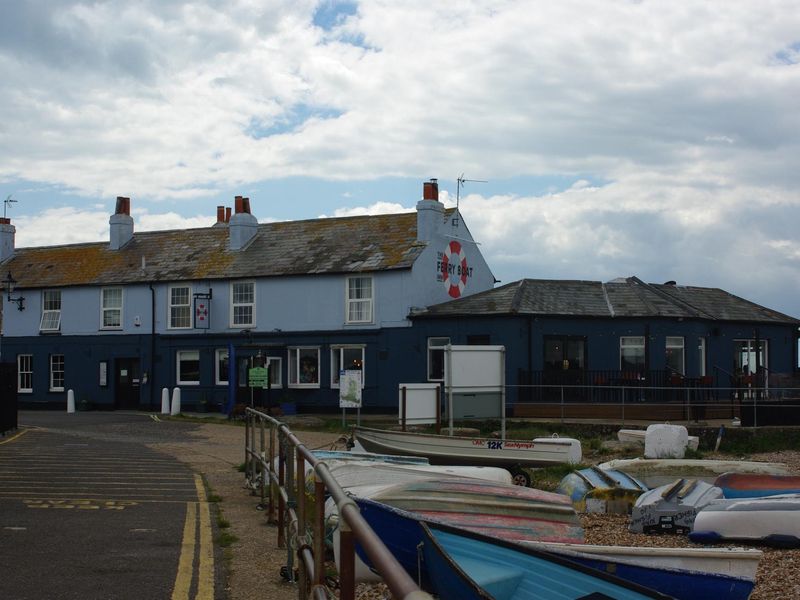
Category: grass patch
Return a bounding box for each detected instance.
[236,462,246,473]
[218,517,231,529]
[216,531,238,548]
[207,493,223,503]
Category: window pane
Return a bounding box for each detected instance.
[178,351,200,383]
[50,355,65,390]
[103,288,122,308]
[620,336,645,371]
[216,350,229,384]
[299,349,318,384]
[233,305,252,325]
[428,337,450,381]
[346,276,372,323]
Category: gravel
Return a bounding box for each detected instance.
[152,422,800,600]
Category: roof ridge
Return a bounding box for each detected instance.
[510,279,529,313]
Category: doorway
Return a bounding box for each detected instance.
[115,358,141,410]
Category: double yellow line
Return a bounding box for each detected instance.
[172,475,215,600]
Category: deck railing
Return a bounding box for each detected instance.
[243,407,433,600]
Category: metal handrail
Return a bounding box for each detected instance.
[244,407,432,600]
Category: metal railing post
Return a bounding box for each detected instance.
[277,438,286,549]
[285,437,296,582]
[401,386,407,431]
[296,451,307,593]
[313,474,325,588]
[259,418,266,508]
[268,423,276,524]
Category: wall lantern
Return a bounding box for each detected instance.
[3,271,25,311]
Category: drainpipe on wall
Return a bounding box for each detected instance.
[149,283,156,411]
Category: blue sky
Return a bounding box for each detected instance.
[1,1,799,320]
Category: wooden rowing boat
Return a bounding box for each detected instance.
[714,472,800,499]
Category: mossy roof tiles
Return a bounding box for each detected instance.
[4,211,430,289]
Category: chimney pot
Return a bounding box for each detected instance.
[225,207,232,223]
[423,179,439,201]
[115,196,131,216]
[242,198,251,214]
[234,196,244,213]
[216,206,225,223]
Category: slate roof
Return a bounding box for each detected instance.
[414,277,799,324]
[3,211,440,289]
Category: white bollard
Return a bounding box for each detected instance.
[67,389,75,414]
[161,388,170,414]
[171,387,181,416]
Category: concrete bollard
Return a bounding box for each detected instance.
[161,388,170,414]
[171,387,181,416]
[67,389,75,414]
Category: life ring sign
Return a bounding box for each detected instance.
[437,240,474,298]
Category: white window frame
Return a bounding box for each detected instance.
[331,345,365,388]
[288,347,320,389]
[18,354,33,393]
[266,357,283,388]
[230,281,255,328]
[665,336,685,376]
[101,287,123,329]
[697,337,707,377]
[168,284,192,329]
[620,336,646,371]
[49,354,65,392]
[215,349,229,385]
[427,337,450,382]
[40,290,62,332]
[345,275,373,324]
[176,350,201,386]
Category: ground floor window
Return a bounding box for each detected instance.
[697,337,707,377]
[288,347,320,387]
[735,339,768,376]
[215,349,229,385]
[331,345,365,388]
[18,354,32,393]
[266,357,283,388]
[49,354,65,391]
[427,337,450,381]
[620,336,646,371]
[544,336,586,371]
[665,336,685,376]
[177,350,200,385]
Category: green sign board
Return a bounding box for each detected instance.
[248,367,268,388]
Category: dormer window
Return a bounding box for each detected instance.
[40,290,61,332]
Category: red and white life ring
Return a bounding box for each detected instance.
[441,240,468,298]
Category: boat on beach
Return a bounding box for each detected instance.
[629,478,723,534]
[689,494,800,547]
[331,475,583,583]
[353,426,582,483]
[420,522,671,600]
[521,540,760,600]
[557,466,648,514]
[599,457,790,488]
[714,472,800,499]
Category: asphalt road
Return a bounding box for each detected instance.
[0,412,221,600]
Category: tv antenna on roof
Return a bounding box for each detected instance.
[453,174,487,226]
[3,195,17,219]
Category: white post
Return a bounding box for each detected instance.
[171,387,181,416]
[161,388,170,414]
[67,389,75,414]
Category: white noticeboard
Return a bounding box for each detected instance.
[444,344,506,437]
[339,370,362,408]
[398,383,439,425]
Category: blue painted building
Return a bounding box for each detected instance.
[0,181,495,412]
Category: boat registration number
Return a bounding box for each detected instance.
[487,440,503,450]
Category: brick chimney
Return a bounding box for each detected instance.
[229,196,258,250]
[416,178,444,241]
[109,197,134,250]
[0,216,15,262]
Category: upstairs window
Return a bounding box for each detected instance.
[101,287,123,329]
[231,281,255,327]
[169,285,192,329]
[40,290,62,332]
[346,276,373,324]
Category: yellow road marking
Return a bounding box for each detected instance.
[194,475,214,600]
[172,502,197,600]
[0,429,30,445]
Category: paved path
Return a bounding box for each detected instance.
[0,413,221,600]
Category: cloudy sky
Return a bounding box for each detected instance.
[1,1,799,318]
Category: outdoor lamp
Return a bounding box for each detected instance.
[3,271,25,311]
